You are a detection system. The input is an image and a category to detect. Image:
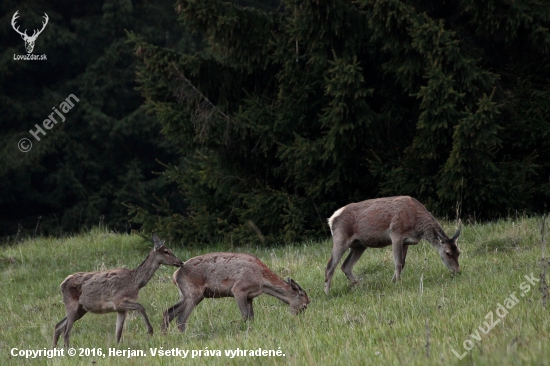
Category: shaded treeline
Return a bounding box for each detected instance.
[1,0,549,244]
[128,0,550,244]
[0,0,198,238]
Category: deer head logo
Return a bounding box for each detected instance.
[11,11,49,54]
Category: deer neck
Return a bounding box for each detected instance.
[132,251,161,289]
[423,221,447,248]
[261,278,296,305]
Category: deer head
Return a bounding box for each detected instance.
[151,233,184,267]
[434,226,461,274]
[11,11,49,54]
[285,277,310,314]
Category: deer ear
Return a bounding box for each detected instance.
[451,225,462,241]
[289,278,303,292]
[286,277,297,290]
[152,233,165,250]
[432,228,443,243]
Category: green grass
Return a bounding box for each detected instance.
[1,217,549,365]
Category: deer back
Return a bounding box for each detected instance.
[330,196,444,242]
[173,252,310,311]
[174,252,272,296]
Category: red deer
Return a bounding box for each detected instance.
[324,196,461,295]
[161,252,310,332]
[52,234,183,348]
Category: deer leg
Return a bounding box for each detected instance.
[234,293,253,321]
[341,245,367,284]
[62,305,86,348]
[52,317,67,348]
[53,306,87,348]
[118,301,153,336]
[401,245,409,271]
[324,232,351,295]
[63,314,75,348]
[115,311,127,343]
[246,298,254,320]
[162,300,184,333]
[175,297,202,332]
[391,236,404,283]
[162,296,200,333]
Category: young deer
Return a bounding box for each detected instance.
[324,196,461,295]
[52,233,183,348]
[161,252,310,333]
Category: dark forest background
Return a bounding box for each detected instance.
[1,0,549,244]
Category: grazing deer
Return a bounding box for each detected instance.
[52,233,183,348]
[324,196,461,295]
[161,252,310,333]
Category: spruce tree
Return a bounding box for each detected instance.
[0,0,194,236]
[129,0,550,244]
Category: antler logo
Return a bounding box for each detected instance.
[11,11,49,54]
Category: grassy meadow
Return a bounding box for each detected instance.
[1,217,549,365]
